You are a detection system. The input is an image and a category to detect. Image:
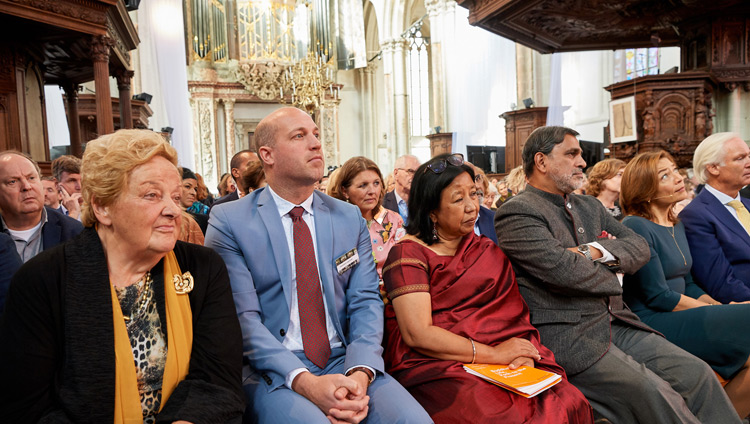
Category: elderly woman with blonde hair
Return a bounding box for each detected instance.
[0,129,244,423]
[505,165,527,196]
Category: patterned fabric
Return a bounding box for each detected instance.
[115,279,167,423]
[186,201,209,215]
[288,206,330,368]
[368,209,405,279]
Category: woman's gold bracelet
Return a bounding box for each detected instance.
[469,338,476,364]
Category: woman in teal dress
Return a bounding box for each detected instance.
[620,150,750,419]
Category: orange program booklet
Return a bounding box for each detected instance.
[463,363,562,398]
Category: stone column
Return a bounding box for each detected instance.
[358,62,376,160]
[223,98,236,157]
[726,83,743,134]
[115,69,135,129]
[318,99,341,169]
[62,83,82,157]
[516,44,535,108]
[90,35,115,136]
[382,38,410,158]
[425,0,455,133]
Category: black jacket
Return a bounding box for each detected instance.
[0,227,245,423]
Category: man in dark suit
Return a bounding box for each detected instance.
[680,132,750,302]
[0,151,83,263]
[212,150,259,208]
[206,107,430,423]
[496,126,738,423]
[382,155,420,224]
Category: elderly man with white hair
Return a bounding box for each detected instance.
[679,132,750,303]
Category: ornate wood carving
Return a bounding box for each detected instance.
[456,0,748,54]
[2,0,109,27]
[427,132,454,157]
[234,62,286,101]
[605,73,717,167]
[501,107,548,172]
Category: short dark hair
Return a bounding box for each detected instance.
[51,155,81,181]
[522,126,580,177]
[230,150,255,171]
[406,154,475,245]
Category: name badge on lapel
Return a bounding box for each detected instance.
[335,248,359,275]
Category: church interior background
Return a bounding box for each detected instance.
[1,0,749,192]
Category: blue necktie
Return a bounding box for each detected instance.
[398,199,408,225]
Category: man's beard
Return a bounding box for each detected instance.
[550,169,583,194]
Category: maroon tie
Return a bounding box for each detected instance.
[288,206,331,369]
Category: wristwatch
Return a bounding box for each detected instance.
[346,367,375,385]
[577,244,593,260]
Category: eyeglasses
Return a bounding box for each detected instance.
[395,168,416,175]
[426,154,464,174]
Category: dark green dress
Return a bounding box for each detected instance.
[623,216,750,379]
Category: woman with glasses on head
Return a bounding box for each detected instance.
[328,157,405,295]
[381,153,593,423]
[620,150,750,419]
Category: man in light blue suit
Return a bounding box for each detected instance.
[680,132,750,303]
[206,107,430,424]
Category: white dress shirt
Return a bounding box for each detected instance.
[268,187,376,388]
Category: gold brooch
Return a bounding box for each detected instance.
[173,271,194,294]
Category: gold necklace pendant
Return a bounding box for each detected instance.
[668,226,687,266]
[173,271,194,294]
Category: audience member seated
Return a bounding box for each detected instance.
[195,172,214,207]
[180,167,210,215]
[217,172,235,197]
[0,129,245,423]
[206,107,430,424]
[383,153,593,423]
[41,176,61,210]
[496,126,739,423]
[0,232,21,316]
[179,211,205,245]
[180,167,209,234]
[212,149,259,207]
[51,154,83,220]
[587,158,625,221]
[239,159,266,195]
[328,156,405,293]
[0,151,82,264]
[673,168,695,215]
[465,162,499,244]
[383,154,420,224]
[680,132,750,302]
[505,165,527,197]
[620,150,750,419]
[493,179,511,208]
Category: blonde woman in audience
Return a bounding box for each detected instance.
[329,156,405,287]
[494,179,511,208]
[383,154,592,423]
[587,158,626,220]
[505,165,527,196]
[0,129,244,423]
[621,150,750,419]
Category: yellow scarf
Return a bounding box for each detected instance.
[109,251,193,423]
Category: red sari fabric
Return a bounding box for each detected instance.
[383,234,593,423]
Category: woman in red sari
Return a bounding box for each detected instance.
[383,153,593,423]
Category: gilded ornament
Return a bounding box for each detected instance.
[173,271,195,294]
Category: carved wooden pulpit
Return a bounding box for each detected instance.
[501,107,548,171]
[605,73,717,167]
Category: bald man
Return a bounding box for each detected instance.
[206,108,430,423]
